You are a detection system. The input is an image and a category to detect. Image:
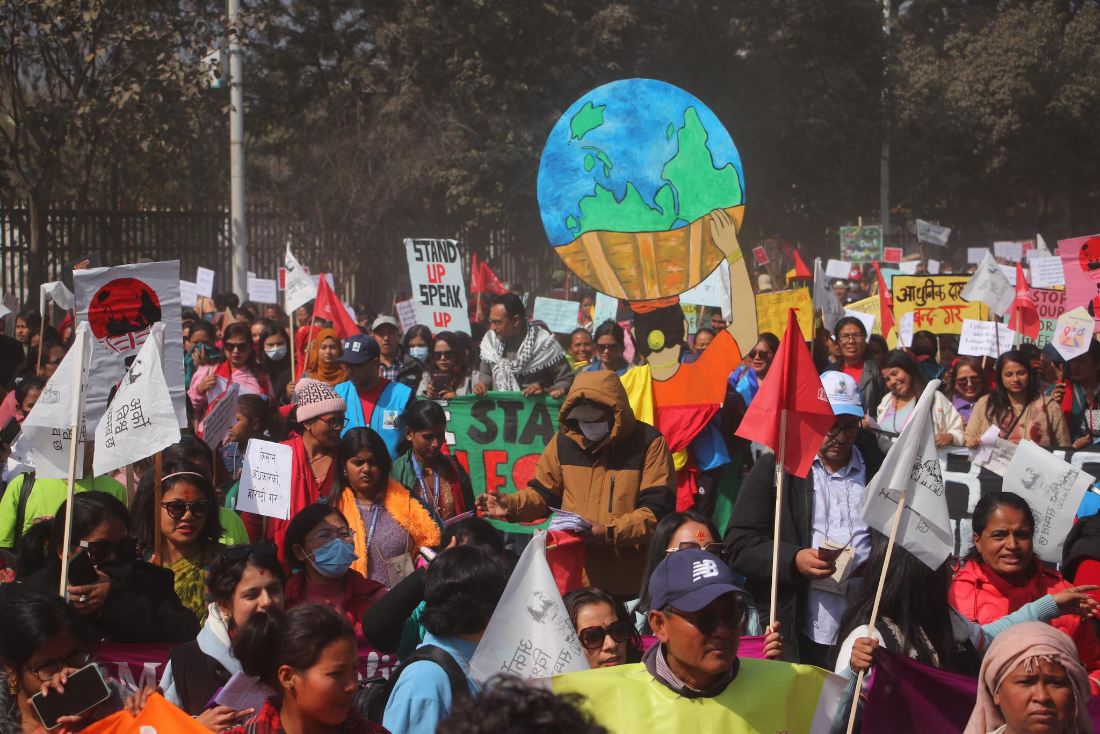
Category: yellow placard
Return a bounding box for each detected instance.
[755,288,813,337]
[891,275,988,335]
[844,296,883,336]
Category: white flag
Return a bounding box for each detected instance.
[916,219,951,247]
[284,244,317,313]
[1001,441,1091,563]
[1034,233,1051,257]
[961,252,1014,316]
[40,281,74,313]
[468,532,588,683]
[814,259,845,332]
[22,323,90,479]
[92,323,181,476]
[860,380,953,569]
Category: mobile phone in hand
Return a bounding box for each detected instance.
[66,551,99,587]
[29,663,111,730]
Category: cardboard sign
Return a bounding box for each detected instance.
[755,288,813,338]
[247,278,278,304]
[1028,256,1065,289]
[898,311,915,348]
[404,238,471,334]
[752,246,769,266]
[957,320,1018,359]
[892,275,987,335]
[844,296,883,336]
[179,281,198,308]
[967,248,990,265]
[993,241,1025,262]
[898,261,920,274]
[235,439,293,520]
[883,247,903,263]
[825,259,852,280]
[200,383,240,450]
[395,298,417,334]
[195,267,215,299]
[1052,306,1095,361]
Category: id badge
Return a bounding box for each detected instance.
[385,552,416,585]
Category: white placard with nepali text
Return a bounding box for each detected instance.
[195,267,215,299]
[248,278,278,304]
[179,281,198,308]
[1028,256,1065,289]
[967,248,990,265]
[200,383,240,450]
[958,319,1017,359]
[927,259,941,275]
[1002,441,1091,562]
[533,297,581,335]
[994,241,1025,262]
[235,439,293,520]
[395,299,417,334]
[404,238,471,334]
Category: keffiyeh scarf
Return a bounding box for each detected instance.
[480,324,564,392]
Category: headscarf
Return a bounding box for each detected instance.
[964,621,1092,734]
[304,327,348,385]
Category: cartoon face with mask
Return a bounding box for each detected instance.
[294,512,358,579]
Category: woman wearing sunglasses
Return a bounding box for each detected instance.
[189,322,274,416]
[131,461,225,623]
[283,504,386,636]
[564,587,641,668]
[417,331,473,399]
[944,356,988,426]
[160,543,286,728]
[15,491,199,643]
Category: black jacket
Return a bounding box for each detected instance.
[11,560,199,643]
[723,434,883,662]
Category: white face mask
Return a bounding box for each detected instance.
[264,345,288,361]
[409,346,429,362]
[579,420,611,442]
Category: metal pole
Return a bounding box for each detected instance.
[228,0,248,300]
[879,0,891,249]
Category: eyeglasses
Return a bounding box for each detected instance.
[80,536,139,564]
[836,333,865,343]
[577,620,633,651]
[747,349,773,360]
[955,376,982,385]
[27,649,93,682]
[826,425,860,438]
[433,350,455,360]
[224,341,249,352]
[667,603,747,636]
[313,416,346,430]
[220,542,278,563]
[666,541,725,557]
[161,499,212,520]
[309,527,356,544]
[595,343,622,352]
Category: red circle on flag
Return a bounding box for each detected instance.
[87,278,162,342]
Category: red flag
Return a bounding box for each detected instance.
[479,261,508,295]
[871,261,896,337]
[312,274,359,339]
[470,253,484,294]
[734,309,835,477]
[1009,262,1040,339]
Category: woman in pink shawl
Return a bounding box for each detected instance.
[965,621,1092,734]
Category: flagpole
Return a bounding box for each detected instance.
[36,309,46,374]
[58,333,87,598]
[844,490,907,734]
[769,407,788,625]
[153,452,164,564]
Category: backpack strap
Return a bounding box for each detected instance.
[12,472,36,551]
[391,644,468,702]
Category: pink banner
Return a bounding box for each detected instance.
[1058,234,1100,331]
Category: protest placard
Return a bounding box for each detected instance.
[1028,256,1065,289]
[825,259,852,280]
[755,288,813,337]
[843,308,875,337]
[593,292,618,326]
[891,275,987,334]
[843,296,882,336]
[680,264,729,308]
[395,298,417,333]
[898,261,920,274]
[179,280,198,308]
[967,248,989,265]
[957,320,1018,359]
[1020,289,1065,349]
[916,219,951,246]
[1052,306,1095,361]
[247,278,278,304]
[533,296,580,334]
[74,260,187,431]
[897,311,915,348]
[235,439,293,520]
[404,238,471,333]
[839,225,883,262]
[993,241,1025,262]
[199,383,239,450]
[1059,234,1100,331]
[883,247,903,263]
[1002,441,1091,562]
[752,246,769,266]
[927,259,941,274]
[195,267,215,298]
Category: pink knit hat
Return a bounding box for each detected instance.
[295,378,347,422]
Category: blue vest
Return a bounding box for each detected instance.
[334,380,413,459]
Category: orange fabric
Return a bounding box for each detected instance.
[652,329,741,407]
[335,481,441,579]
[304,327,349,385]
[630,296,681,314]
[81,693,209,733]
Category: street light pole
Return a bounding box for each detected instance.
[880,0,891,248]
[228,0,248,299]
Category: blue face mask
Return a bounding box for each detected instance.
[307,538,358,578]
[409,346,429,362]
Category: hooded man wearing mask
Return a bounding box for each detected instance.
[478,371,675,597]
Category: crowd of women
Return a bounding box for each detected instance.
[0,290,1100,733]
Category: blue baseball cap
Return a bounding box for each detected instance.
[337,334,379,365]
[649,549,746,613]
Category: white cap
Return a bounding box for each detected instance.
[819,371,864,418]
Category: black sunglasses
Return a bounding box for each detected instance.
[161,499,212,520]
[80,536,140,563]
[667,603,747,636]
[748,349,773,360]
[220,542,278,563]
[432,350,455,359]
[223,341,250,352]
[577,620,633,651]
[666,541,725,557]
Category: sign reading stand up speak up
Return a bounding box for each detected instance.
[405,238,471,334]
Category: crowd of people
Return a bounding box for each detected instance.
[0,265,1098,734]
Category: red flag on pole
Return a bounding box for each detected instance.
[313,275,359,339]
[479,261,508,295]
[871,261,896,337]
[1009,263,1040,339]
[470,253,484,294]
[734,309,835,477]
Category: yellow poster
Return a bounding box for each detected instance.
[891,275,988,335]
[755,288,813,337]
[844,296,883,336]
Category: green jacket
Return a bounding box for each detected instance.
[0,473,128,548]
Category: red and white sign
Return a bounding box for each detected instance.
[883,247,903,264]
[752,246,769,266]
[405,238,471,333]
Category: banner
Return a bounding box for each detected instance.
[754,288,812,338]
[404,238,471,334]
[891,275,987,335]
[839,224,883,262]
[1059,234,1100,330]
[74,261,186,431]
[1020,288,1065,348]
[444,393,562,533]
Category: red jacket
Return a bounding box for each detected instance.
[949,558,1100,691]
[284,568,386,639]
[224,698,385,734]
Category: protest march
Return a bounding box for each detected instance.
[3,14,1100,733]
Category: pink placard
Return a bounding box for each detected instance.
[883,247,903,263]
[1058,234,1100,331]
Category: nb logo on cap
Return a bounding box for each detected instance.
[692,560,719,582]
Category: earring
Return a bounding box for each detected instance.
[7,672,16,696]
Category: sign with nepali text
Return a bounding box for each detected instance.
[754,288,813,339]
[405,238,471,334]
[235,439,293,520]
[891,275,987,335]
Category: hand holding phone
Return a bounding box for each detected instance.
[30,663,111,730]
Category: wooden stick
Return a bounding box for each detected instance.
[769,408,789,627]
[36,308,46,373]
[153,452,164,565]
[844,490,908,734]
[125,464,135,505]
[58,332,87,598]
[288,323,297,388]
[300,312,319,379]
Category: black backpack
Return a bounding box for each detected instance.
[355,644,468,724]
